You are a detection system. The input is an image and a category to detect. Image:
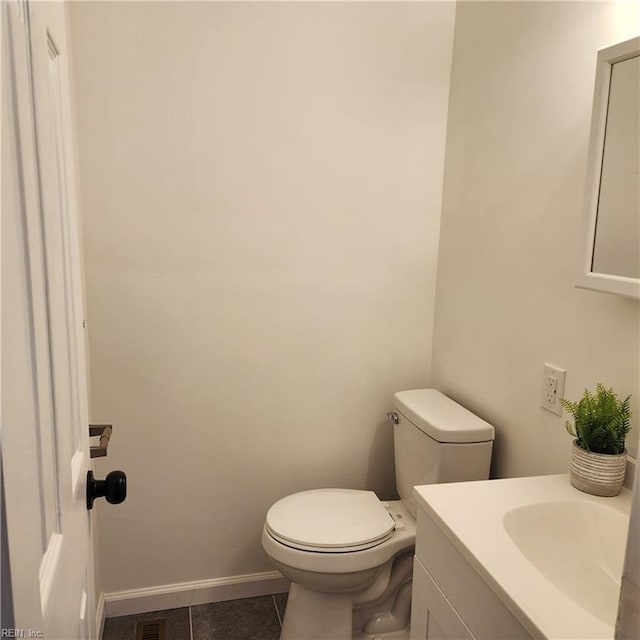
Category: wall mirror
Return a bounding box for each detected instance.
[577,36,640,299]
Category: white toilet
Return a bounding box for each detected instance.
[262,389,495,640]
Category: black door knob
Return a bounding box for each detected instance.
[87,470,127,510]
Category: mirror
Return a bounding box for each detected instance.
[577,36,640,299]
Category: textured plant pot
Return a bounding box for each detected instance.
[569,440,627,497]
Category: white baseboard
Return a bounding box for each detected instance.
[104,570,289,618]
[95,591,105,639]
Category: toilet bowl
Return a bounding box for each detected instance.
[262,389,495,640]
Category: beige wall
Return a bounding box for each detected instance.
[432,1,639,481]
[69,2,455,593]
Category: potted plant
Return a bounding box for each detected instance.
[560,383,631,496]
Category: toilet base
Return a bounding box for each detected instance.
[353,630,410,640]
[280,582,411,640]
[281,583,353,640]
[279,553,413,640]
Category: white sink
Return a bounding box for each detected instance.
[503,500,628,625]
[413,474,631,639]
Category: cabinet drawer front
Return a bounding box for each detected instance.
[411,556,475,640]
[416,510,532,640]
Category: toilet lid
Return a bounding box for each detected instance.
[265,489,395,552]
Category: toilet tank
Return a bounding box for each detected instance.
[393,389,495,518]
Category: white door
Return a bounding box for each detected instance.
[2,0,96,637]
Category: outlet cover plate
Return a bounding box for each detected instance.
[542,363,566,416]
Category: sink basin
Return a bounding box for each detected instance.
[504,500,628,624]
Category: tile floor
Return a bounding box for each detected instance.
[102,593,288,640]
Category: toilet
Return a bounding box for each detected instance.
[262,389,495,640]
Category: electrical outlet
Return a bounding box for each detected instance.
[544,389,555,406]
[541,363,566,416]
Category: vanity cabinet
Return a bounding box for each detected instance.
[410,507,532,640]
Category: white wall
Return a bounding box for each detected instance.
[432,1,639,481]
[69,2,455,594]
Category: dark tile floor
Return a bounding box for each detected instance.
[102,593,288,640]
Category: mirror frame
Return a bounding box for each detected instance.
[576,36,640,299]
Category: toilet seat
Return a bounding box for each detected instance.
[265,489,396,553]
[262,497,415,576]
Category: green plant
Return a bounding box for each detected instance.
[560,383,631,455]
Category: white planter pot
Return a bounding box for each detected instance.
[569,440,627,497]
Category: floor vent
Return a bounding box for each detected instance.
[135,619,166,640]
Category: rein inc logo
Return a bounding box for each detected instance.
[1,631,43,638]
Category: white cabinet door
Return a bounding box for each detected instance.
[411,557,475,640]
[2,0,96,637]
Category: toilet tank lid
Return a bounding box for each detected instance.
[394,389,495,443]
